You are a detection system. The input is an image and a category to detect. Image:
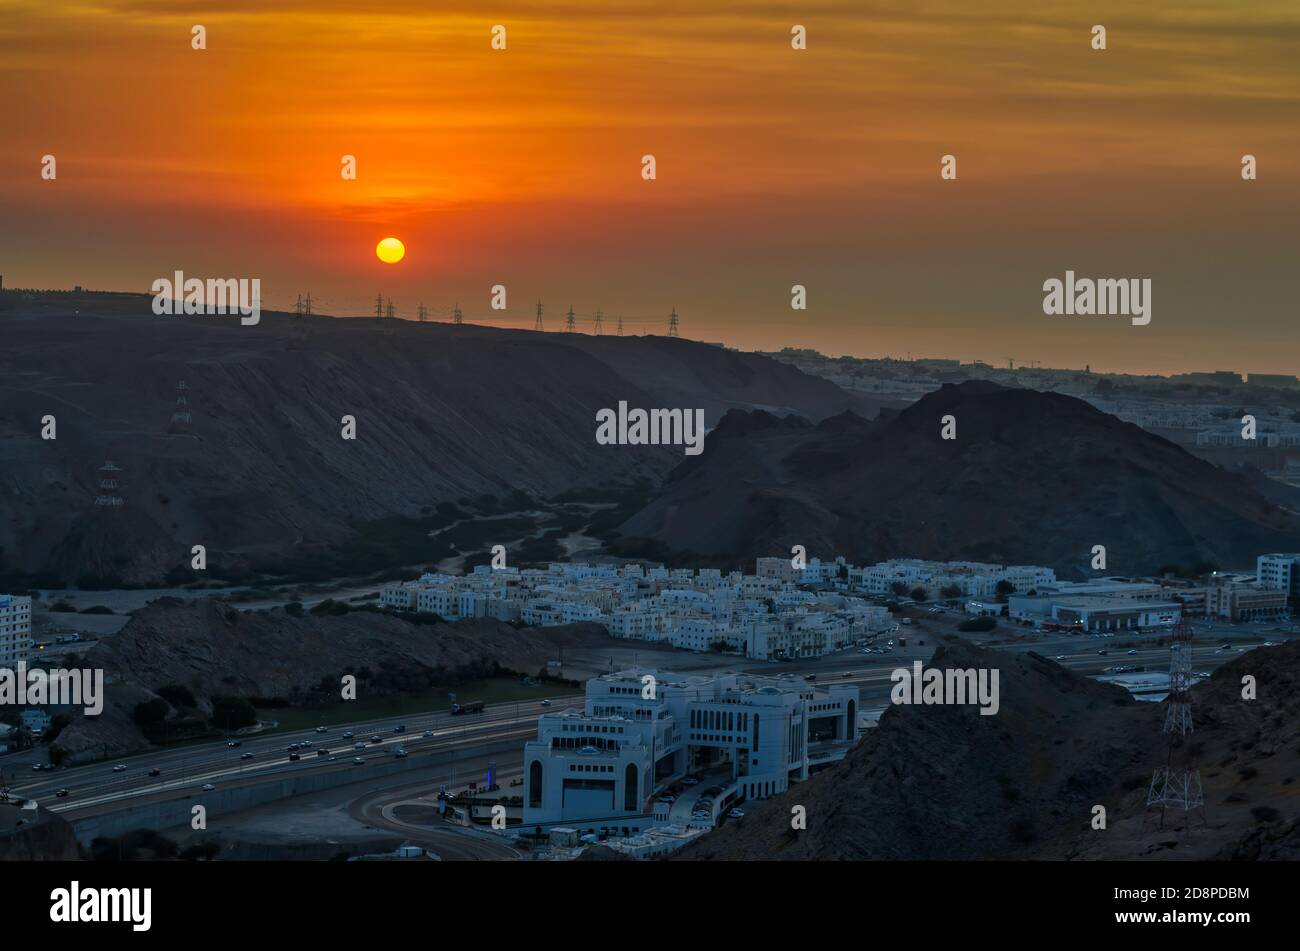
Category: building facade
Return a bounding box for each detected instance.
[522,668,859,832]
[0,595,32,669]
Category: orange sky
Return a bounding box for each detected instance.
[3,1,1299,374]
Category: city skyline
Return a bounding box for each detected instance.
[3,1,1299,375]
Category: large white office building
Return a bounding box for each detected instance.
[522,668,859,833]
[0,595,33,669]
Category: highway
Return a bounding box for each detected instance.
[11,697,575,815]
[6,610,1286,823]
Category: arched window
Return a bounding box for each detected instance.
[528,760,543,808]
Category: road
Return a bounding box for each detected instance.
[9,697,573,815]
[6,608,1287,824]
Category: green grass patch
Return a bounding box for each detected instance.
[255,677,576,732]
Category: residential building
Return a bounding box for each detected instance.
[0,595,32,669]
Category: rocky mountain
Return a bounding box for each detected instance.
[675,638,1300,861]
[51,597,609,762]
[619,380,1300,576]
[0,291,862,586]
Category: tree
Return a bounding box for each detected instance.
[939,584,962,599]
[210,696,257,731]
[910,587,928,602]
[959,616,997,633]
[995,579,1016,603]
[889,581,909,597]
[133,698,170,730]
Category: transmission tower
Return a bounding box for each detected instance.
[452,303,463,325]
[375,293,385,321]
[94,460,124,507]
[564,305,576,333]
[616,315,624,336]
[667,306,679,337]
[1146,615,1205,828]
[304,292,312,317]
[385,299,396,320]
[593,307,604,335]
[534,300,544,332]
[294,294,304,318]
[417,302,428,322]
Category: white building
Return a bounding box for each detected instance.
[850,559,1055,599]
[522,668,859,834]
[0,595,32,669]
[1257,554,1300,603]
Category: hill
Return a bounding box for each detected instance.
[675,638,1300,861]
[51,597,610,762]
[0,291,862,586]
[619,380,1300,576]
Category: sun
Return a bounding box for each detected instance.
[376,237,405,264]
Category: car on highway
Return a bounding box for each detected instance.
[353,742,366,750]
[728,808,745,819]
[393,748,408,758]
[352,757,364,765]
[300,739,313,747]
[842,671,853,677]
[1055,655,1066,660]
[393,724,406,733]
[55,788,70,798]
[240,752,254,760]
[691,811,710,820]
[289,752,301,761]
[148,768,161,777]
[1127,649,1137,655]
[201,783,216,791]
[681,777,699,786]
[369,735,383,744]
[541,699,552,706]
[315,726,328,733]
[422,730,434,738]
[286,744,299,752]
[317,748,328,756]
[112,764,127,772]
[342,731,354,739]
[1097,650,1107,655]
[510,777,524,787]
[226,740,242,748]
